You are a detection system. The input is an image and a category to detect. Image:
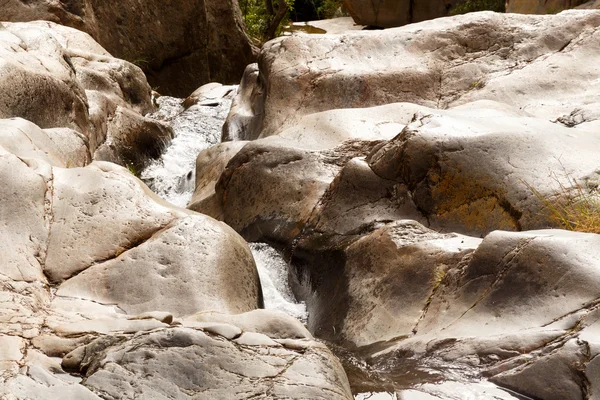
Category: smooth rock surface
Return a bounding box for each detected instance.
[343,0,463,28]
[0,20,172,169]
[227,10,600,139]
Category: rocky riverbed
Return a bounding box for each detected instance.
[1,1,600,399]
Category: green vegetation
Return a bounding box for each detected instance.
[240,0,295,43]
[524,172,600,234]
[126,163,138,177]
[239,0,343,43]
[315,0,344,18]
[450,0,505,15]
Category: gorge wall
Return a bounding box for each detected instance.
[0,0,257,97]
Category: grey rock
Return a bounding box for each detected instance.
[226,11,600,139]
[77,326,353,399]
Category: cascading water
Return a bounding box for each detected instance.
[141,88,235,207]
[141,86,308,324]
[249,243,308,323]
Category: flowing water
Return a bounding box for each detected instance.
[141,90,235,207]
[249,243,308,323]
[141,88,308,324]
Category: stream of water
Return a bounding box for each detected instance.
[141,87,308,324]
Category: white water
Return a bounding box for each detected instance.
[141,90,235,207]
[249,243,308,323]
[141,90,309,323]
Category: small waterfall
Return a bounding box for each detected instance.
[141,88,309,323]
[250,243,308,323]
[141,88,235,207]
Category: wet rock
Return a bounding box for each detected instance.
[0,0,256,97]
[226,10,600,139]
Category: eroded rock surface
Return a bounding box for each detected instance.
[200,10,600,398]
[0,120,271,397]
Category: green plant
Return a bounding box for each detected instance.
[316,0,343,18]
[131,57,150,68]
[126,163,138,176]
[523,170,600,234]
[450,0,505,15]
[470,80,485,90]
[239,0,296,43]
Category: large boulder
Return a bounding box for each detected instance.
[363,229,600,399]
[225,10,600,139]
[507,0,589,13]
[52,310,353,400]
[0,113,285,398]
[343,0,464,28]
[0,0,256,97]
[0,20,173,170]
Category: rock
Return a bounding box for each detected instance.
[363,229,600,397]
[91,106,173,172]
[222,64,263,142]
[56,213,262,316]
[188,140,249,218]
[578,0,600,8]
[287,17,364,35]
[0,0,257,97]
[227,10,600,139]
[182,83,236,109]
[69,316,353,399]
[0,21,173,170]
[507,0,588,13]
[43,128,90,167]
[0,118,87,168]
[185,309,312,340]
[43,161,182,283]
[343,0,463,28]
[367,107,600,236]
[211,137,381,244]
[307,221,481,345]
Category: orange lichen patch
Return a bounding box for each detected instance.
[428,166,500,214]
[432,196,518,235]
